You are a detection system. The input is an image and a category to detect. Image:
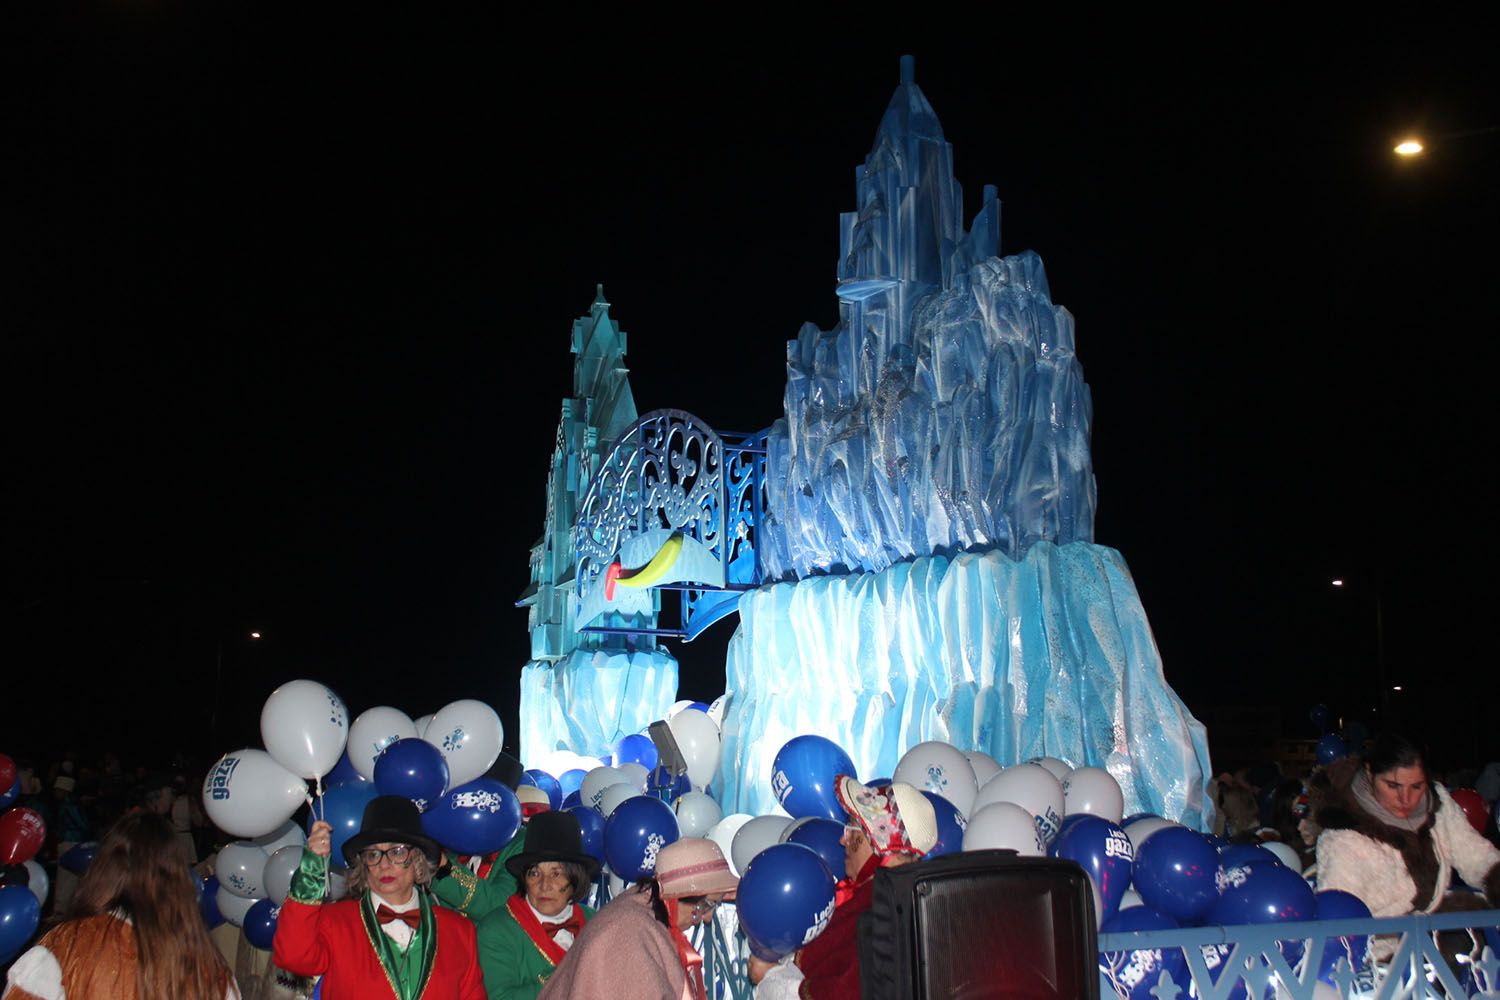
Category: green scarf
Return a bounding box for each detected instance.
[360,891,437,1000]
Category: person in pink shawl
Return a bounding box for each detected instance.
[537,837,738,1000]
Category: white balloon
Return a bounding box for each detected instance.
[251,819,306,854]
[425,699,503,787]
[976,763,1065,845]
[894,741,978,818]
[581,767,627,811]
[596,783,639,819]
[260,679,349,780]
[1123,817,1179,852]
[606,870,628,898]
[666,700,698,719]
[203,749,309,839]
[217,841,272,899]
[707,813,754,876]
[413,714,434,737]
[962,802,1045,856]
[964,750,1003,788]
[667,709,721,790]
[348,706,418,781]
[616,762,650,791]
[327,866,349,900]
[1029,756,1074,782]
[674,791,723,838]
[1119,887,1145,910]
[215,885,261,928]
[706,693,731,727]
[1259,840,1303,873]
[23,859,48,905]
[778,816,816,842]
[730,814,792,876]
[262,844,303,905]
[1062,767,1124,824]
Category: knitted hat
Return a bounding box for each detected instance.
[836,776,938,858]
[654,837,738,899]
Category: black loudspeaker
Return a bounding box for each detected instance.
[858,850,1099,1000]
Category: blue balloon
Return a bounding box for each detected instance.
[560,790,582,811]
[1052,816,1134,922]
[565,805,606,866]
[1218,844,1281,870]
[920,791,965,859]
[325,751,362,787]
[687,701,710,714]
[0,778,18,810]
[602,796,679,881]
[200,874,226,929]
[1099,905,1188,1000]
[421,778,522,857]
[0,884,41,965]
[615,734,660,771]
[373,738,449,809]
[771,735,855,822]
[1316,734,1348,766]
[60,841,98,874]
[314,780,380,863]
[1131,827,1220,922]
[1313,889,1370,984]
[558,769,588,798]
[648,765,691,802]
[243,898,279,950]
[786,817,845,878]
[523,769,563,810]
[737,843,838,961]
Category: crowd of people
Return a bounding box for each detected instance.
[2,737,1497,999]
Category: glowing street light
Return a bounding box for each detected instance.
[250,631,263,639]
[1330,579,1344,587]
[1394,139,1424,157]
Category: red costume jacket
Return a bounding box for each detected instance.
[794,855,881,1000]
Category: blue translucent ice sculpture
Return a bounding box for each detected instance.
[520,647,678,759]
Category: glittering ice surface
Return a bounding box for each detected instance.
[519,647,677,761]
[717,542,1213,827]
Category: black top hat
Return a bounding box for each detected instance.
[341,795,443,867]
[503,810,600,886]
[486,751,526,792]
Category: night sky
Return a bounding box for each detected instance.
[7,13,1497,769]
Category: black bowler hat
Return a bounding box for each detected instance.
[341,795,443,866]
[504,810,600,886]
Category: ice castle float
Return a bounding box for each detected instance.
[533,57,1213,829]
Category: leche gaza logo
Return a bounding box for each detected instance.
[771,769,792,803]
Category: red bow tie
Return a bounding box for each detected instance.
[542,912,584,940]
[375,904,421,930]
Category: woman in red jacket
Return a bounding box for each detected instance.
[273,795,485,1000]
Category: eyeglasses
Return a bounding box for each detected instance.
[359,845,416,868]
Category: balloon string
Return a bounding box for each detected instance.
[315,775,329,898]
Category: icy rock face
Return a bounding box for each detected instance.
[519,647,677,762]
[717,542,1213,829]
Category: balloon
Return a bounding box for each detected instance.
[59,841,97,874]
[1132,827,1221,922]
[706,693,731,727]
[0,756,14,796]
[962,802,1044,856]
[1052,816,1134,922]
[1099,905,1189,1000]
[894,741,978,818]
[559,769,588,798]
[560,791,582,812]
[327,866,349,900]
[783,817,845,879]
[976,763,1064,846]
[1449,788,1490,835]
[615,734,659,771]
[737,843,838,960]
[0,779,17,811]
[1030,756,1075,783]
[22,860,47,906]
[203,749,309,839]
[666,700,697,719]
[1257,841,1303,873]
[1315,734,1347,766]
[218,841,272,899]
[565,804,606,866]
[602,796,680,881]
[964,750,1002,788]
[324,751,362,787]
[261,679,349,780]
[772,735,856,822]
[413,713,434,737]
[0,884,41,965]
[215,885,261,928]
[424,699,504,787]
[667,709,722,790]
[707,814,754,876]
[616,762,650,791]
[261,845,303,905]
[596,782,639,820]
[523,769,563,810]
[314,780,380,863]
[373,737,449,810]
[348,706,418,781]
[1123,816,1179,852]
[1313,889,1371,983]
[1219,844,1281,870]
[252,819,308,854]
[731,815,794,876]
[581,767,628,811]
[0,808,46,865]
[673,791,723,838]
[648,765,691,801]
[200,875,225,928]
[1209,860,1316,973]
[242,898,280,950]
[921,791,967,859]
[1062,767,1125,824]
[421,778,522,857]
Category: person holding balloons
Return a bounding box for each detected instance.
[472,810,598,999]
[272,796,486,999]
[3,810,239,1000]
[429,753,537,921]
[752,776,937,1000]
[538,837,738,1000]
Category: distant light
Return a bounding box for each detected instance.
[1392,685,1402,692]
[1394,139,1423,156]
[250,631,262,639]
[1330,579,1344,587]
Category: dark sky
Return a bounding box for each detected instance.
[6,13,1497,768]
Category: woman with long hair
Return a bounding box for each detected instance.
[2,810,238,999]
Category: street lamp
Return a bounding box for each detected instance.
[1394,139,1423,156]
